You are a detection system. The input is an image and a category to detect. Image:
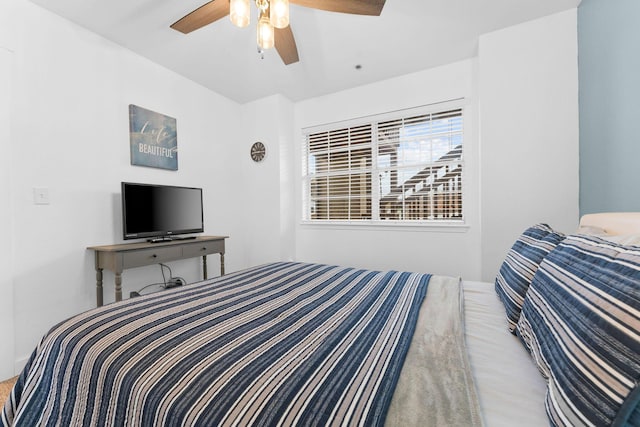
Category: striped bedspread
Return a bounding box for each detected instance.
[2,262,431,426]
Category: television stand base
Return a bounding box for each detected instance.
[147,236,197,243]
[147,237,173,243]
[170,236,197,241]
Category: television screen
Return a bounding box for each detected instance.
[122,182,204,241]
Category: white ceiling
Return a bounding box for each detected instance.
[28,0,581,104]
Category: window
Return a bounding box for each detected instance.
[302,103,464,224]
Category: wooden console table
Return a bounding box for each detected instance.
[88,236,227,307]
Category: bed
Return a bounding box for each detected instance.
[2,213,639,426]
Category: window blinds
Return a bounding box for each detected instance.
[303,104,463,223]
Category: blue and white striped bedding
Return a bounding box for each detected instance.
[495,223,565,333]
[2,262,433,426]
[516,235,640,426]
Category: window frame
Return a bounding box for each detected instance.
[301,99,467,228]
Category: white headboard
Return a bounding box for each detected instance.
[579,212,640,235]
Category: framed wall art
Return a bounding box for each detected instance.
[128,104,178,170]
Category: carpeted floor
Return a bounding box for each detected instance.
[0,376,17,407]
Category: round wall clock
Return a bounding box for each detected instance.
[250,141,266,162]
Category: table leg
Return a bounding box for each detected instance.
[202,255,208,280]
[96,268,103,307]
[115,272,122,302]
[220,252,225,276]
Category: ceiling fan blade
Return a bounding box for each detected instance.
[289,0,385,16]
[170,0,230,34]
[275,25,299,65]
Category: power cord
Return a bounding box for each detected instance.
[160,263,171,287]
[161,263,187,289]
[129,264,187,298]
[130,282,164,298]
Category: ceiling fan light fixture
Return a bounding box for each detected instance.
[171,0,387,65]
[230,0,251,28]
[257,11,275,50]
[270,0,289,29]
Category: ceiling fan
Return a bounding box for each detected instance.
[170,0,386,65]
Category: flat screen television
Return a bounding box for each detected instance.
[121,182,204,242]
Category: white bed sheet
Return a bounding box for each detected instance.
[462,280,548,427]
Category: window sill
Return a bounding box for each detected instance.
[299,220,469,233]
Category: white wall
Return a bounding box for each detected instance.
[6,0,247,373]
[478,10,580,281]
[0,45,15,380]
[293,60,483,279]
[238,94,295,267]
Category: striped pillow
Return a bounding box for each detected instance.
[516,235,640,426]
[495,224,565,332]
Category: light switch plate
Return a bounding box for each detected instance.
[33,187,50,205]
